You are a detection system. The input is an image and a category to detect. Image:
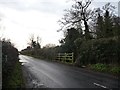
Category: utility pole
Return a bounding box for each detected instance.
[0,41,2,90]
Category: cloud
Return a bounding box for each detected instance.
[0,0,71,15]
[0,0,119,50]
[93,0,119,2]
[0,1,64,50]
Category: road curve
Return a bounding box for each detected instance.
[19,55,120,89]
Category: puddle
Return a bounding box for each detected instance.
[32,79,46,88]
[21,63,26,65]
[19,59,28,65]
[19,59,28,63]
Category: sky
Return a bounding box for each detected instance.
[0,0,119,51]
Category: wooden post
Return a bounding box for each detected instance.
[65,53,66,63]
[58,53,60,61]
[71,53,74,64]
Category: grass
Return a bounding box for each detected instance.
[89,63,120,75]
[110,66,120,74]
[6,61,25,88]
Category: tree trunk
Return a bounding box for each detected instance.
[83,19,90,39]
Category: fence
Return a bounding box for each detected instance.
[56,53,74,64]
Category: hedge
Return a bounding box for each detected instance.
[75,37,119,65]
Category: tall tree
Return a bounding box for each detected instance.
[94,3,116,38]
[113,16,120,37]
[104,10,113,37]
[94,8,104,38]
[28,34,41,49]
[60,28,80,54]
[36,36,41,49]
[28,34,35,48]
[59,0,94,39]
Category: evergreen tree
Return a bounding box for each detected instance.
[104,10,114,37]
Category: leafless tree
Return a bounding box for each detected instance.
[27,34,36,48]
[27,34,41,49]
[59,0,94,39]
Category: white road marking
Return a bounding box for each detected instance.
[93,83,113,90]
[94,82,107,88]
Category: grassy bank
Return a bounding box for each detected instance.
[4,61,25,88]
[87,63,120,76]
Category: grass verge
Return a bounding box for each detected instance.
[88,63,120,75]
[6,61,25,88]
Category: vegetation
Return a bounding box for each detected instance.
[1,0,119,89]
[6,61,25,88]
[75,37,119,65]
[90,63,108,72]
[2,39,24,88]
[21,43,57,60]
[21,1,120,75]
[89,63,120,75]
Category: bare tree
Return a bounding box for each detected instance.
[27,34,42,49]
[27,34,36,48]
[59,0,94,39]
[37,36,41,45]
[36,36,41,49]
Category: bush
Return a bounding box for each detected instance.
[2,40,24,88]
[7,61,24,88]
[75,37,119,65]
[21,46,57,61]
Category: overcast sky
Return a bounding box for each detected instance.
[0,0,119,51]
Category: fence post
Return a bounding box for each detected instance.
[71,53,74,64]
[58,53,60,61]
[65,53,66,63]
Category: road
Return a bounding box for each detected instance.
[19,55,120,89]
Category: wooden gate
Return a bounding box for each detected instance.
[56,53,74,64]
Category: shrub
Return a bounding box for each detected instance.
[75,37,119,65]
[2,40,22,88]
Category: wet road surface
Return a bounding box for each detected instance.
[19,55,120,89]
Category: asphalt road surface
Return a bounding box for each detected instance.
[19,55,120,89]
